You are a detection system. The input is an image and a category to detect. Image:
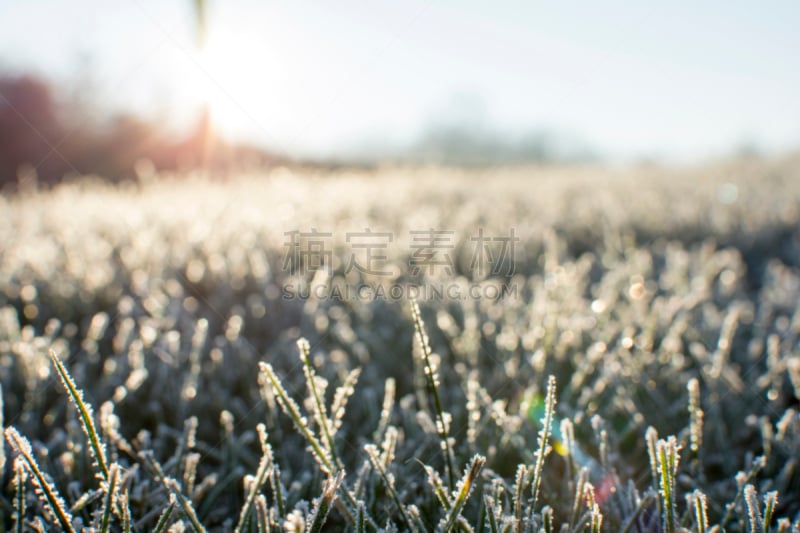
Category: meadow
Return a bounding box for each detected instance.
[0,156,799,531]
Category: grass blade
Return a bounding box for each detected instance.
[298,338,341,470]
[745,484,765,533]
[235,423,274,533]
[365,443,413,530]
[656,436,680,533]
[259,361,333,474]
[153,498,177,533]
[411,299,456,489]
[13,457,27,533]
[530,375,557,512]
[255,494,271,533]
[5,426,76,533]
[98,463,120,533]
[307,471,344,533]
[165,477,208,533]
[49,350,109,481]
[763,491,778,532]
[439,454,486,532]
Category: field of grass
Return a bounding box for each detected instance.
[1,156,799,531]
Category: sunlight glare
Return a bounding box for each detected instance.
[186,28,285,140]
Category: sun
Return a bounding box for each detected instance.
[187,28,285,141]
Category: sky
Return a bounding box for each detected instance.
[1,0,799,161]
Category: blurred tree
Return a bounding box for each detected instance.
[0,75,68,187]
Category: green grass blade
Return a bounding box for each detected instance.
[165,477,208,533]
[656,437,680,533]
[530,375,557,512]
[153,498,177,533]
[235,424,274,533]
[411,299,456,489]
[356,501,366,533]
[13,457,27,533]
[98,463,120,533]
[763,491,778,532]
[259,361,333,473]
[255,494,270,533]
[5,427,76,533]
[439,455,486,532]
[365,443,413,530]
[100,463,119,533]
[307,471,344,533]
[298,338,342,470]
[49,350,109,481]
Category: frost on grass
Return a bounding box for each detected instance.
[1,161,800,530]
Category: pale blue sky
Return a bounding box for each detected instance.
[1,1,799,160]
